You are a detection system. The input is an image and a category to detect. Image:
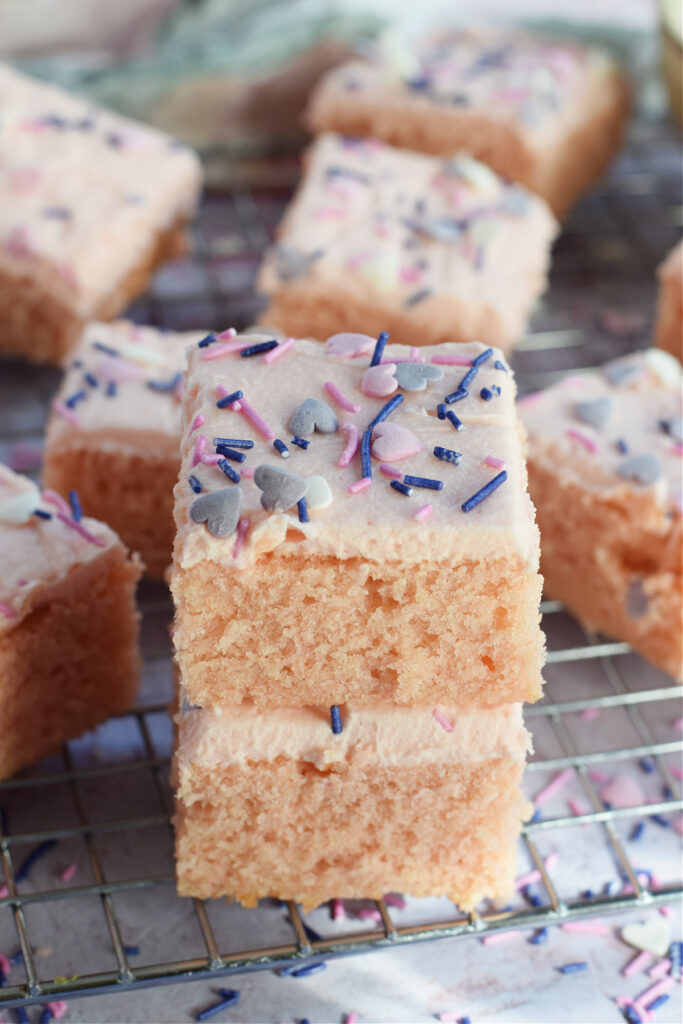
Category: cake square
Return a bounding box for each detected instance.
[171,330,544,708]
[0,464,141,780]
[0,62,202,365]
[655,240,682,362]
[173,696,530,910]
[258,133,557,353]
[306,28,630,216]
[44,320,201,578]
[519,349,682,680]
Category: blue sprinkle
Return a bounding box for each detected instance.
[663,784,673,799]
[15,1009,29,1024]
[638,757,655,773]
[437,403,447,419]
[217,459,240,483]
[603,800,613,810]
[529,808,543,823]
[529,928,548,945]
[360,429,372,480]
[460,1018,471,1024]
[390,480,413,496]
[147,372,183,393]
[616,438,629,454]
[668,940,682,978]
[581,889,594,899]
[462,470,508,512]
[68,490,83,522]
[289,962,327,978]
[197,333,217,348]
[494,360,507,372]
[480,388,493,401]
[444,388,468,404]
[124,945,140,956]
[106,382,117,397]
[433,446,462,464]
[215,444,246,463]
[557,962,588,974]
[196,991,240,1020]
[647,995,669,1012]
[403,474,443,490]
[0,971,6,988]
[84,372,98,388]
[491,384,501,395]
[217,989,241,1003]
[9,952,23,965]
[216,389,243,409]
[471,347,493,367]
[292,436,310,450]
[302,922,323,942]
[445,411,463,431]
[39,1010,53,1024]
[370,330,389,367]
[188,476,202,493]
[297,498,309,523]
[650,813,670,828]
[93,341,119,357]
[458,366,479,390]
[301,1019,311,1024]
[273,439,290,458]
[15,839,58,883]
[624,1006,643,1024]
[33,509,52,520]
[521,886,543,908]
[240,340,278,357]
[330,706,342,734]
[212,438,254,449]
[65,389,87,408]
[368,393,404,428]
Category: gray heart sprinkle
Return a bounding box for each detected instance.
[254,465,308,512]
[616,454,661,487]
[289,398,338,437]
[604,361,640,386]
[189,488,242,537]
[665,416,683,445]
[394,362,444,391]
[574,397,612,430]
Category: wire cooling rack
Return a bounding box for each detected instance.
[0,115,682,1012]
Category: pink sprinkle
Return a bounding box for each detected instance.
[671,443,683,456]
[331,898,345,921]
[635,976,674,1009]
[201,339,245,360]
[344,1015,358,1024]
[0,601,16,619]
[482,930,521,945]
[383,894,406,909]
[263,337,295,364]
[533,767,574,806]
[46,1003,67,1020]
[561,920,609,935]
[192,435,207,467]
[566,429,599,454]
[216,384,241,411]
[600,775,643,809]
[325,381,361,414]
[60,863,76,883]
[358,908,381,923]
[379,463,402,479]
[232,518,250,559]
[568,798,586,817]
[400,266,423,283]
[56,512,105,547]
[581,707,601,721]
[381,354,426,364]
[0,953,10,978]
[239,398,275,439]
[671,766,683,779]
[0,884,7,897]
[217,328,237,340]
[659,906,673,918]
[588,769,609,784]
[338,423,359,468]
[485,456,506,470]
[648,958,671,979]
[348,478,371,494]
[202,454,223,466]
[42,490,71,516]
[623,950,652,977]
[52,399,80,428]
[414,504,432,522]
[190,414,204,433]
[433,708,453,732]
[545,852,559,871]
[631,1005,654,1024]
[431,353,472,366]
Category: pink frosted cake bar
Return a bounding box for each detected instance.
[520,349,682,680]
[171,330,544,708]
[307,28,630,216]
[655,240,682,362]
[0,62,202,365]
[44,320,201,578]
[173,697,530,910]
[0,464,141,780]
[258,133,556,352]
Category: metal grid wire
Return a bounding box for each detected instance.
[0,115,682,1011]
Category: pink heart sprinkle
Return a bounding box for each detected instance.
[326,332,375,359]
[372,422,423,461]
[362,364,397,398]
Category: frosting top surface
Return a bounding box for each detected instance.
[174,332,540,569]
[0,463,121,629]
[0,62,202,314]
[519,349,683,510]
[176,697,530,771]
[259,132,556,303]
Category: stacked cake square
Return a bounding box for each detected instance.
[170,329,544,910]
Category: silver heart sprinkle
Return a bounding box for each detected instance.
[604,361,640,386]
[254,465,308,512]
[616,454,661,487]
[574,397,612,430]
[394,362,444,391]
[189,487,242,537]
[289,398,338,437]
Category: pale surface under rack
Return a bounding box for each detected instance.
[0,115,681,1019]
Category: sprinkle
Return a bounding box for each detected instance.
[297,498,309,523]
[196,990,240,1020]
[557,962,588,974]
[357,908,381,923]
[383,894,405,909]
[240,398,276,439]
[288,962,327,978]
[348,478,371,494]
[623,951,653,978]
[379,463,402,479]
[589,769,609,783]
[217,328,237,339]
[92,341,119,357]
[445,410,463,430]
[462,470,508,512]
[414,504,432,522]
[291,435,310,450]
[566,429,599,454]
[331,898,345,921]
[217,459,240,483]
[56,512,105,546]
[0,601,16,618]
[240,339,279,358]
[68,490,82,522]
[15,839,58,882]
[124,946,140,957]
[494,360,507,372]
[650,814,670,828]
[39,1010,52,1024]
[201,339,246,360]
[106,382,117,397]
[480,388,493,401]
[325,381,361,413]
[471,347,493,367]
[646,994,669,1012]
[444,388,468,404]
[52,400,80,427]
[635,977,674,1009]
[431,353,471,366]
[212,438,253,450]
[458,367,479,391]
[197,333,216,348]
[529,928,549,945]
[273,439,290,458]
[647,959,671,980]
[367,393,404,428]
[33,509,52,520]
[581,707,600,721]
[343,1014,358,1024]
[484,456,506,470]
[59,863,76,883]
[360,429,373,479]
[192,435,207,467]
[232,518,251,559]
[370,331,389,367]
[433,709,453,732]
[215,444,246,463]
[434,446,462,464]
[568,798,586,817]
[46,1005,66,1021]
[83,372,98,388]
[147,372,183,393]
[190,414,204,433]
[668,941,682,978]
[390,480,413,496]
[330,706,343,734]
[217,389,243,409]
[263,337,295,364]
[481,931,521,945]
[338,423,359,467]
[533,768,574,806]
[562,921,609,935]
[403,474,442,490]
[616,438,629,453]
[42,490,70,516]
[630,822,645,841]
